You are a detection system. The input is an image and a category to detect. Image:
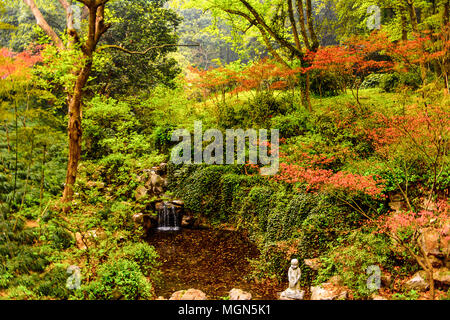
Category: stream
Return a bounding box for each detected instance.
[147,228,285,300]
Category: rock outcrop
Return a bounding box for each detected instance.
[404,271,429,291]
[229,288,252,300]
[310,283,348,300]
[170,289,207,300]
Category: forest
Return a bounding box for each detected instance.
[0,0,449,301]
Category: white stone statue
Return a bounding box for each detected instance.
[280,259,305,300]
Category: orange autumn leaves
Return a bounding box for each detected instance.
[0,47,41,81]
[187,58,302,100]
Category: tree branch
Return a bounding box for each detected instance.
[288,0,302,51]
[223,8,290,68]
[96,43,199,55]
[296,0,311,51]
[23,0,65,49]
[305,0,319,50]
[238,0,303,58]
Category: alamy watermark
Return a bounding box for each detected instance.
[366,265,381,291]
[367,5,381,30]
[66,265,81,290]
[68,4,81,31]
[170,121,279,175]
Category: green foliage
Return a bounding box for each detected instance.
[109,242,161,277]
[35,265,72,299]
[271,112,309,138]
[360,73,384,89]
[93,0,182,96]
[83,259,154,300]
[392,290,420,300]
[47,224,74,250]
[247,91,291,128]
[82,96,166,189]
[0,217,49,276]
[310,70,342,96]
[380,72,422,92]
[316,231,394,299]
[380,73,400,92]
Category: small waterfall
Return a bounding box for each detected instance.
[157,202,180,231]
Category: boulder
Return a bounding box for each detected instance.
[433,268,450,286]
[310,284,347,300]
[155,201,165,211]
[132,213,154,232]
[279,289,305,300]
[372,295,388,300]
[75,232,86,250]
[419,227,449,258]
[159,162,168,173]
[181,214,195,228]
[132,213,144,225]
[429,255,444,268]
[229,288,252,300]
[171,199,184,206]
[135,186,148,200]
[87,229,106,241]
[147,172,165,195]
[170,289,207,300]
[404,271,429,291]
[388,192,407,212]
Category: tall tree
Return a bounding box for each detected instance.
[93,0,182,96]
[22,0,187,207]
[178,0,323,110]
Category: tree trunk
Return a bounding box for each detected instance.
[305,71,312,112]
[405,0,419,33]
[400,9,408,40]
[305,0,319,50]
[62,61,92,204]
[288,0,301,50]
[296,0,311,50]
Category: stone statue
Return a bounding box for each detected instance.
[280,259,305,300]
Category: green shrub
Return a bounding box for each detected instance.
[316,231,394,299]
[309,69,342,97]
[170,165,238,219]
[151,124,176,153]
[217,102,251,129]
[36,266,72,299]
[392,290,420,300]
[238,185,275,232]
[380,73,400,92]
[247,91,289,127]
[110,242,160,277]
[360,73,383,89]
[271,111,310,139]
[48,225,74,250]
[84,259,153,300]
